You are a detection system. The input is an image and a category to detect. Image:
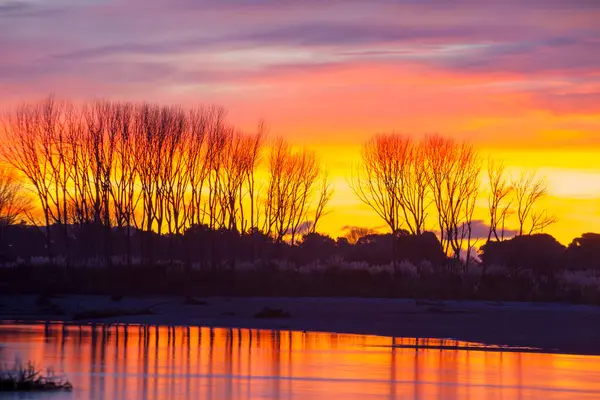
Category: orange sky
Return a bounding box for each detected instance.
[2,1,600,243]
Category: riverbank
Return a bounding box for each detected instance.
[2,295,600,356]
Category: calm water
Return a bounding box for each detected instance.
[1,323,600,399]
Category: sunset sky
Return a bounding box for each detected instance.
[2,0,600,243]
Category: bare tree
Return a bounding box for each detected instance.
[133,104,165,262]
[219,129,248,232]
[83,101,122,264]
[162,106,189,237]
[64,105,92,228]
[107,102,138,266]
[424,134,481,259]
[486,158,513,242]
[0,167,31,254]
[289,150,319,244]
[513,170,557,235]
[349,134,406,233]
[350,133,431,235]
[397,139,431,234]
[0,168,31,226]
[204,113,229,229]
[1,97,286,265]
[264,138,328,244]
[1,98,59,260]
[310,173,333,234]
[244,123,266,232]
[185,107,210,227]
[41,99,71,252]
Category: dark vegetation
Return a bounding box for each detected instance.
[0,225,445,267]
[0,361,72,392]
[2,226,600,304]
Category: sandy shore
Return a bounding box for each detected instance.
[2,295,600,356]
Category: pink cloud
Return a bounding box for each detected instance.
[1,0,599,148]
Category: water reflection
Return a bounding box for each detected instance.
[1,322,599,399]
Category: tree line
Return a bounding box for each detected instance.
[0,97,560,268]
[0,97,331,265]
[350,133,557,265]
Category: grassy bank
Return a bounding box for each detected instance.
[1,261,600,305]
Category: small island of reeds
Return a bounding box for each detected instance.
[0,361,72,392]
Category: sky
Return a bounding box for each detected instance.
[1,0,600,243]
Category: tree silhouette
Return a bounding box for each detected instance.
[513,170,557,235]
[350,134,431,234]
[264,138,329,244]
[0,168,31,227]
[424,134,481,259]
[486,158,513,242]
[0,96,567,274]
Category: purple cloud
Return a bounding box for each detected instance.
[1,0,600,107]
[460,220,518,241]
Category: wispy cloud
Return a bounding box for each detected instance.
[1,0,600,144]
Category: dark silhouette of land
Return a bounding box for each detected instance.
[2,224,600,305]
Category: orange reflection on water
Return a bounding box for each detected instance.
[1,323,600,399]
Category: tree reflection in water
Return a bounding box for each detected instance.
[0,322,598,399]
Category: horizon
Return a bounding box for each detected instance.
[2,1,600,244]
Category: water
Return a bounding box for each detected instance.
[1,323,600,399]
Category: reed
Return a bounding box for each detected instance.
[0,361,72,392]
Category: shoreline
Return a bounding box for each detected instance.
[2,295,600,356]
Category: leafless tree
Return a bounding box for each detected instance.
[133,104,164,262]
[0,168,32,226]
[310,173,333,234]
[288,148,319,244]
[185,107,210,227]
[64,106,91,228]
[349,134,406,233]
[264,138,329,244]
[350,133,431,235]
[204,113,229,229]
[106,103,138,266]
[162,106,189,237]
[486,158,513,242]
[40,99,71,251]
[218,129,249,232]
[513,170,557,235]
[1,98,59,259]
[154,107,190,264]
[397,139,431,234]
[84,101,123,264]
[244,123,266,232]
[424,134,481,259]
[0,167,31,252]
[1,97,340,265]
